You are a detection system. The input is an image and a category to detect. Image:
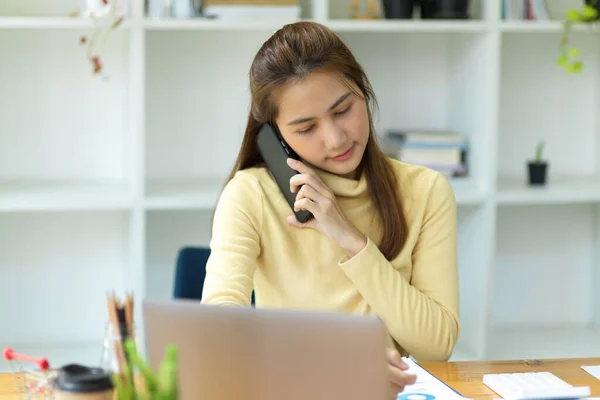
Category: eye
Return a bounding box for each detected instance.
[334,103,352,117]
[297,125,315,134]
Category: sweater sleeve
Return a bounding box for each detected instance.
[338,173,459,362]
[200,170,263,306]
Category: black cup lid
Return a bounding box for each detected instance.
[55,364,113,393]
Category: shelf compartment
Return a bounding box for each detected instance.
[145,30,271,187]
[145,210,213,300]
[0,211,131,371]
[0,183,133,212]
[490,203,600,360]
[487,327,600,360]
[0,29,132,198]
[496,176,600,205]
[491,204,597,360]
[497,33,600,186]
[335,31,494,190]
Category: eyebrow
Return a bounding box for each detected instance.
[286,92,352,126]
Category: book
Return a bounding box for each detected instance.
[382,130,469,178]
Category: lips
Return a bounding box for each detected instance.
[332,146,354,161]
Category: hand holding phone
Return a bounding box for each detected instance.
[256,123,313,223]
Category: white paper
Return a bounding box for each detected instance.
[582,365,600,380]
[396,357,470,400]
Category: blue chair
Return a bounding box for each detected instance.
[173,246,255,305]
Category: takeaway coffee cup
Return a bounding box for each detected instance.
[53,364,113,400]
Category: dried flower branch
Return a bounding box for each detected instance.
[71,0,126,77]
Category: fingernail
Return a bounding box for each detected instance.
[287,158,295,165]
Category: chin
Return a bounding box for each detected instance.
[323,154,363,177]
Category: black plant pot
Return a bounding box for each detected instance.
[382,0,415,19]
[433,0,470,19]
[528,161,548,185]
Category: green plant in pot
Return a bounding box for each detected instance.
[557,0,599,73]
[528,141,548,186]
[112,339,179,400]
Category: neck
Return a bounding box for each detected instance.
[314,166,368,198]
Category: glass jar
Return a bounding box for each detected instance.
[99,322,136,375]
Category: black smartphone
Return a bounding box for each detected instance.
[256,123,313,223]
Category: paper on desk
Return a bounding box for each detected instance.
[582,365,600,380]
[396,357,470,400]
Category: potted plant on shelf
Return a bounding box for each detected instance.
[557,0,599,73]
[528,141,548,186]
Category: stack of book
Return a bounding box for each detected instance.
[382,130,469,178]
[202,0,301,20]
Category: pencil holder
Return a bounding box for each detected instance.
[99,322,137,375]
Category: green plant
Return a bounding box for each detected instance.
[111,339,178,400]
[557,1,599,73]
[534,141,545,164]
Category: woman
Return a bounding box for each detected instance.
[201,21,459,395]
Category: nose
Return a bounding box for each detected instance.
[322,121,347,150]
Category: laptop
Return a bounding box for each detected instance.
[143,299,390,400]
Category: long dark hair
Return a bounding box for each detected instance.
[225,21,408,261]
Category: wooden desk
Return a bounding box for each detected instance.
[419,357,600,399]
[1,358,599,399]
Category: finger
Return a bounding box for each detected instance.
[286,214,316,229]
[390,384,403,399]
[288,160,331,196]
[296,183,327,205]
[289,173,329,196]
[386,349,409,370]
[287,157,312,174]
[388,365,416,388]
[293,197,318,215]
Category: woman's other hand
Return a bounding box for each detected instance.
[386,348,416,398]
[286,158,367,257]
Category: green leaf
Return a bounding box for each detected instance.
[124,340,158,394]
[557,54,569,66]
[568,47,580,58]
[572,61,583,72]
[565,63,575,73]
[581,4,599,20]
[156,345,178,400]
[111,373,127,399]
[566,8,581,21]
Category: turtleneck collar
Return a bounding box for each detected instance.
[315,167,369,199]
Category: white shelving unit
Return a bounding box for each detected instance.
[1,0,599,370]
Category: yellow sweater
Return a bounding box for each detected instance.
[201,159,460,362]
